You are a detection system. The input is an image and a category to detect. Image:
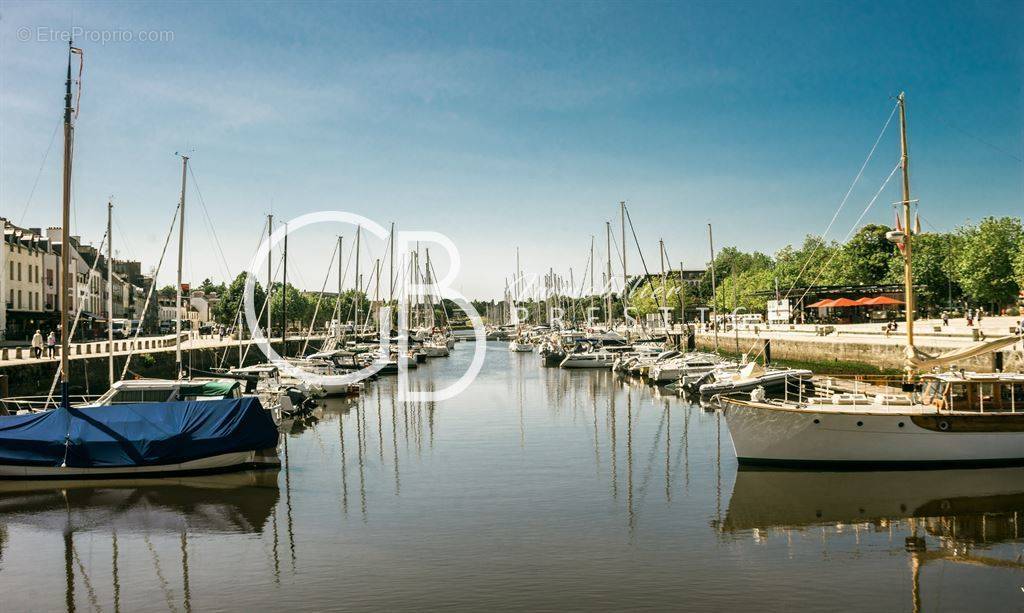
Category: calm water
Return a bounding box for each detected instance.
[2,342,1023,611]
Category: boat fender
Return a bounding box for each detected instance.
[938,419,950,431]
[750,386,767,403]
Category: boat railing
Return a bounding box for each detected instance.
[1,394,102,414]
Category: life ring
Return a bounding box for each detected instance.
[938,420,950,431]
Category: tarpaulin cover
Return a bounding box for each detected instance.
[0,397,278,468]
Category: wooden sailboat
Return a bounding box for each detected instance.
[719,92,1024,468]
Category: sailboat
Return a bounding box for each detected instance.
[719,92,1024,468]
[0,42,280,479]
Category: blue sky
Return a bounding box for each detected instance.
[2,0,1021,298]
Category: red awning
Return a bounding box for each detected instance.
[807,298,836,308]
[829,297,860,307]
[853,297,873,304]
[864,295,904,306]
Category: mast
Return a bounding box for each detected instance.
[707,223,719,353]
[175,154,189,378]
[59,42,74,407]
[354,225,361,333]
[337,235,343,335]
[620,201,627,301]
[898,92,915,351]
[282,223,288,353]
[389,222,395,309]
[605,221,613,327]
[266,214,272,338]
[107,201,114,385]
[659,238,666,328]
[589,235,595,319]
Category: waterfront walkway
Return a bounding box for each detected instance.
[0,332,328,368]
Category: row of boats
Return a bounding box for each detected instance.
[507,326,813,399]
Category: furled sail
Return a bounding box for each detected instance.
[905,334,1024,371]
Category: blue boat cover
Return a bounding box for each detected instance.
[0,397,278,468]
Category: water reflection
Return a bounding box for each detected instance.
[719,467,1024,611]
[4,343,1024,610]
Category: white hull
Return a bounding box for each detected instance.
[560,355,614,369]
[0,449,280,480]
[508,341,534,352]
[723,400,1024,467]
[421,345,450,357]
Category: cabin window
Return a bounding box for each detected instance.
[922,380,942,405]
[978,383,995,412]
[1002,383,1023,413]
[109,389,174,404]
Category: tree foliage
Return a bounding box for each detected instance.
[950,216,1023,308]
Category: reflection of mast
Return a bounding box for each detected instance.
[112,530,120,613]
[609,391,618,500]
[339,409,349,514]
[391,391,400,495]
[626,390,635,536]
[283,435,296,570]
[377,392,384,463]
[665,401,671,503]
[356,396,368,520]
[181,531,192,613]
[64,530,74,612]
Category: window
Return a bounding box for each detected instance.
[17,290,22,309]
[17,262,21,281]
[8,261,12,280]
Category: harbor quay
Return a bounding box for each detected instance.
[692,315,1024,373]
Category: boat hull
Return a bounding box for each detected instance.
[722,400,1024,468]
[0,449,281,480]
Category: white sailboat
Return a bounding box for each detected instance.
[719,92,1024,468]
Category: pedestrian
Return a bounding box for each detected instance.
[977,309,984,323]
[966,309,974,327]
[31,329,44,359]
[941,311,949,326]
[46,330,57,358]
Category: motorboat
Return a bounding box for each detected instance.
[696,362,813,398]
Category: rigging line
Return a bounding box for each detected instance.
[795,161,902,306]
[782,101,899,303]
[623,205,664,313]
[186,165,232,282]
[117,205,180,382]
[17,118,61,225]
[112,215,139,262]
[938,116,1023,163]
[45,227,109,404]
[301,240,340,354]
[218,218,270,369]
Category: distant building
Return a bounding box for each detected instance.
[2,219,56,341]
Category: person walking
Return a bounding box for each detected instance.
[31,329,44,359]
[46,330,57,358]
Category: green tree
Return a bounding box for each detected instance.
[214,273,267,326]
[951,216,1023,308]
[884,231,960,311]
[833,224,895,285]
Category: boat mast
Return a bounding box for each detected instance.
[266,214,272,338]
[605,221,612,328]
[282,222,288,354]
[59,42,74,407]
[898,92,915,351]
[107,201,114,385]
[337,235,343,336]
[620,201,627,302]
[707,223,719,353]
[354,225,361,333]
[175,154,188,378]
[389,221,395,326]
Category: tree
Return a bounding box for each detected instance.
[214,273,267,327]
[1015,247,1024,299]
[884,231,960,311]
[833,224,895,285]
[951,217,1023,308]
[199,278,226,295]
[270,283,311,331]
[158,285,177,299]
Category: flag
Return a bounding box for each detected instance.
[894,211,906,254]
[914,212,922,235]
